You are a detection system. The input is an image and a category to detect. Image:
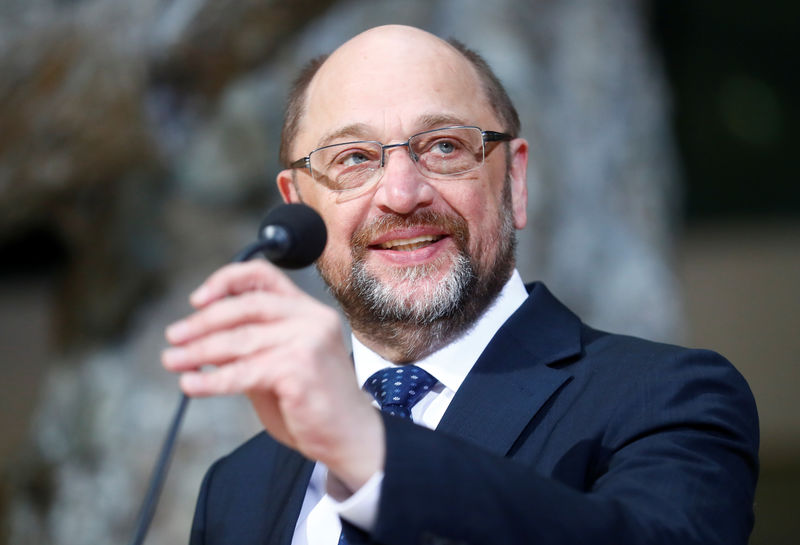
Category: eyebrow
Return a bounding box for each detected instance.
[414,113,470,131]
[316,123,374,149]
[314,113,471,149]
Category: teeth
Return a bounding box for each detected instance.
[379,235,442,251]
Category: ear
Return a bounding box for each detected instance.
[276,169,302,204]
[508,138,529,230]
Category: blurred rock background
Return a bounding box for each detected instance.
[0,0,797,544]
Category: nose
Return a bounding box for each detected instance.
[372,145,435,214]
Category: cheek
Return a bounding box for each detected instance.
[444,183,503,238]
[316,234,353,288]
[317,205,362,265]
[321,223,352,264]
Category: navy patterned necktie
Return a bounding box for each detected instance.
[339,366,438,544]
[363,365,438,420]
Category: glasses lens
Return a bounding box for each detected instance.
[409,127,484,177]
[309,141,382,191]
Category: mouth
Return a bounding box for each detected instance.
[376,234,446,252]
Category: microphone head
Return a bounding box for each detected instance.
[258,203,327,269]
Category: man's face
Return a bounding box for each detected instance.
[277,26,528,357]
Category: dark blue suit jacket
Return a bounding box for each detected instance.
[189,283,759,545]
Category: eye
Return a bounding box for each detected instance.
[433,140,456,154]
[340,150,372,167]
[327,145,380,169]
[423,136,468,157]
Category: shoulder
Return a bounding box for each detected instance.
[512,282,758,438]
[582,325,753,397]
[518,281,753,394]
[576,326,759,451]
[201,432,283,492]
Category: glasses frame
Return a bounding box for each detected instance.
[288,125,513,193]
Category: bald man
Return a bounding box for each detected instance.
[163,26,758,545]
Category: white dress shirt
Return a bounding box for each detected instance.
[291,270,528,545]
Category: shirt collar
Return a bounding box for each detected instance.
[352,269,528,393]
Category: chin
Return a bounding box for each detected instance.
[358,253,475,325]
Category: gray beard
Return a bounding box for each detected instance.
[320,205,516,362]
[351,251,474,325]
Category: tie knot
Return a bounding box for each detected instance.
[363,365,438,419]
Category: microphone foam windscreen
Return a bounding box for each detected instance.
[259,204,327,269]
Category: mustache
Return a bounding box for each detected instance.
[350,210,470,253]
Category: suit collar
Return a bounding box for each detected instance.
[436,282,582,456]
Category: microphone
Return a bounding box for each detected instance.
[233,203,327,267]
[128,203,326,545]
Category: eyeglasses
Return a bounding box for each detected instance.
[289,125,512,195]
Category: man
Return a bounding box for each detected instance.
[162,25,758,545]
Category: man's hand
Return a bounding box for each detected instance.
[161,260,384,492]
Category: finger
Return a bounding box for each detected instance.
[166,290,291,345]
[178,350,280,397]
[162,322,294,371]
[189,260,302,308]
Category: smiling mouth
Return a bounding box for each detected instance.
[377,235,445,251]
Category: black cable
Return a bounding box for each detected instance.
[127,392,190,545]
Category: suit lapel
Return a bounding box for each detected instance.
[268,446,315,545]
[436,283,582,456]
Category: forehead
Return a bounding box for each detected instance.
[297,30,498,150]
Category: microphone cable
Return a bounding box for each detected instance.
[127,392,189,545]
